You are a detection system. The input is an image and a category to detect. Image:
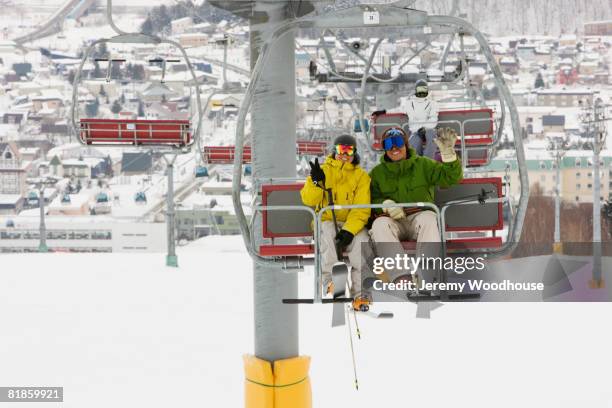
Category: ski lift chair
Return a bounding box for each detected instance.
[229,4,529,307]
[27,191,39,206]
[202,142,328,164]
[134,191,147,204]
[257,178,506,258]
[71,33,202,151]
[370,109,498,167]
[96,192,109,203]
[437,108,498,167]
[255,177,509,305]
[195,166,209,178]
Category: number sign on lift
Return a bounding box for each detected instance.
[363,10,379,25]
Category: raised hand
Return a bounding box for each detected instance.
[434,127,458,162]
[308,157,325,187]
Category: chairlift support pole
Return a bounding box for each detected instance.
[548,136,568,253]
[591,98,606,287]
[38,183,48,253]
[164,154,178,267]
[554,149,562,249]
[249,1,299,362]
[223,34,229,87]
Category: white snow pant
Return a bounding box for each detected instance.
[408,128,439,160]
[369,211,441,283]
[320,221,371,297]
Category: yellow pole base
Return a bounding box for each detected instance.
[552,242,563,254]
[589,279,605,289]
[244,354,312,408]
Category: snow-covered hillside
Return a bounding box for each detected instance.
[2,236,612,407]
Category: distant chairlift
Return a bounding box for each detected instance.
[353,118,369,133]
[27,191,39,207]
[134,191,147,204]
[91,192,111,215]
[96,192,109,203]
[202,141,328,164]
[195,166,209,178]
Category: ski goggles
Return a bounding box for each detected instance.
[382,129,406,150]
[415,85,428,96]
[334,144,355,156]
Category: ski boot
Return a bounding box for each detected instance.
[352,295,371,312]
[324,280,335,296]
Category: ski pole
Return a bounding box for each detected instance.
[345,304,359,390]
[326,187,343,261]
[351,306,361,339]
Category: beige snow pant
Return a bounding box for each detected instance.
[369,211,441,283]
[320,221,372,297]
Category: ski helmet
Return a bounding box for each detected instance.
[333,134,357,148]
[332,134,360,164]
[415,79,428,98]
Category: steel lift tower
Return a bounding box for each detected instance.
[209,1,315,406]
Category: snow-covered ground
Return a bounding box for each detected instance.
[2,235,612,407]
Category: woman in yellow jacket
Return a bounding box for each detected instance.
[300,135,372,311]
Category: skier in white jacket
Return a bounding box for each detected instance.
[406,80,441,160]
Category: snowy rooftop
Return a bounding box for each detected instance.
[0,194,21,204]
[535,87,596,95]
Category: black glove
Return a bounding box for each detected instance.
[308,158,325,187]
[417,127,427,142]
[335,229,354,249]
[371,109,387,118]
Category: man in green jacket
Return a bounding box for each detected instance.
[369,126,463,284]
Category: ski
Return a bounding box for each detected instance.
[331,261,349,327]
[359,309,394,319]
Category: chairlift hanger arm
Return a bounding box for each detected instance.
[428,14,527,252]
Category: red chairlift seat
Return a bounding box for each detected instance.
[203,145,252,164]
[79,118,191,146]
[258,177,504,257]
[437,108,495,146]
[370,109,496,167]
[202,141,328,164]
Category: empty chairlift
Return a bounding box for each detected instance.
[201,141,328,164]
[195,166,209,178]
[70,25,202,151]
[134,191,147,204]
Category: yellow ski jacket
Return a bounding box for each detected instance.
[300,155,371,235]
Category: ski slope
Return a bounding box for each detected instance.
[1,236,612,407]
[13,0,96,44]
